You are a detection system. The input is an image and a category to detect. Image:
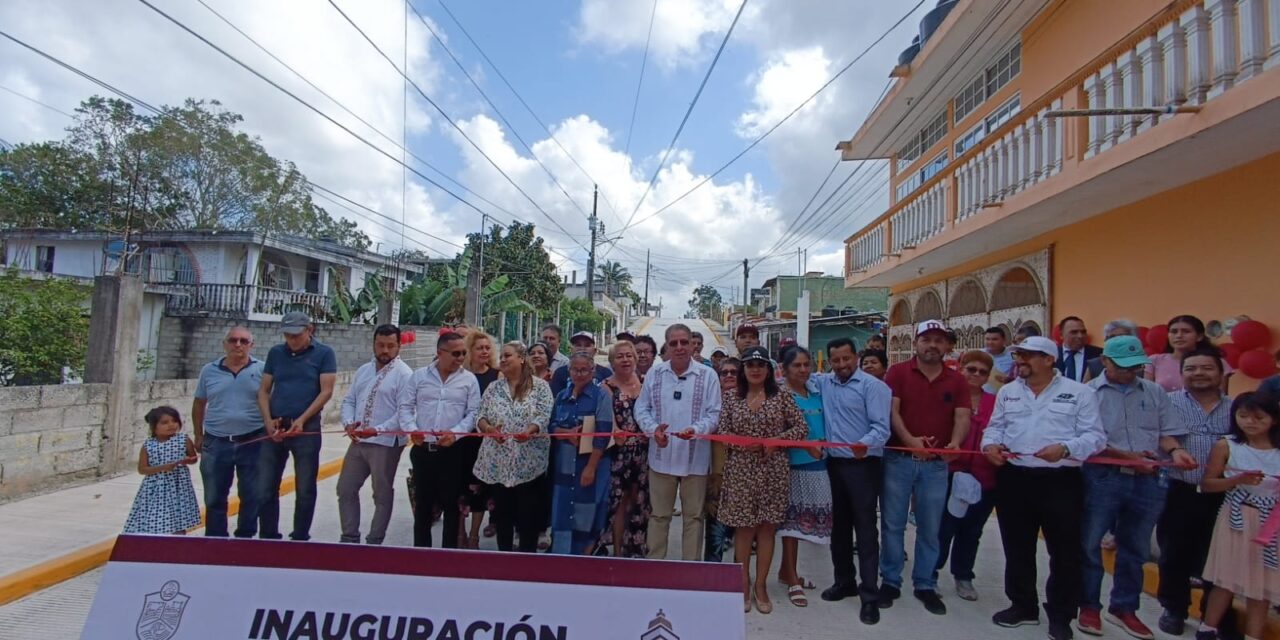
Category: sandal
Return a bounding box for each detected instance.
[787,584,808,607]
[778,576,816,590]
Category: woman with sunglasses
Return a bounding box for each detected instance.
[719,346,809,614]
[777,346,833,608]
[934,350,999,602]
[704,358,741,563]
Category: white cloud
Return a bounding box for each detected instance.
[736,46,834,138]
[576,0,750,69]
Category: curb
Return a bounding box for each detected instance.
[0,457,345,607]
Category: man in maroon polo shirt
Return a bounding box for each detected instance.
[878,319,972,616]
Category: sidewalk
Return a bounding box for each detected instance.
[0,435,347,604]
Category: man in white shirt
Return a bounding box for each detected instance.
[336,325,414,545]
[981,336,1105,640]
[397,331,481,549]
[636,323,723,561]
[542,323,570,372]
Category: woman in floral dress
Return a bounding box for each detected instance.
[598,340,650,557]
[719,346,808,614]
[473,341,553,552]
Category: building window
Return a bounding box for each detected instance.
[896,151,948,201]
[35,245,55,273]
[896,110,948,172]
[954,94,1021,156]
[952,41,1021,123]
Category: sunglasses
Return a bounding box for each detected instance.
[225,337,251,345]
[442,349,466,358]
[720,369,739,377]
[963,366,990,376]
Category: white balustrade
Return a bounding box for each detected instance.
[849,221,887,272]
[890,180,947,253]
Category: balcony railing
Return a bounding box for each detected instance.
[847,0,1280,278]
[165,283,330,318]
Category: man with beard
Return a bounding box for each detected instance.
[336,325,414,545]
[879,320,972,616]
[982,336,1105,640]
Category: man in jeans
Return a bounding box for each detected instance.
[636,323,722,561]
[880,320,971,616]
[1079,336,1193,639]
[192,326,265,538]
[257,311,337,541]
[336,324,413,545]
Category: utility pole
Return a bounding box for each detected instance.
[643,249,651,316]
[477,212,487,320]
[742,258,749,307]
[585,185,599,302]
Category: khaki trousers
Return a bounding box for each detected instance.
[646,469,707,561]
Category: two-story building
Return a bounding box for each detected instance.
[839,0,1280,387]
[756,272,887,319]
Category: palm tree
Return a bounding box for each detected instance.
[596,260,633,298]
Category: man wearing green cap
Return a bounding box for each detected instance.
[1078,335,1195,639]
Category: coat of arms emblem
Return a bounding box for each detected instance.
[135,580,189,640]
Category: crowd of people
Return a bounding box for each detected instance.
[121,311,1280,640]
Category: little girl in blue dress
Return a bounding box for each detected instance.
[124,406,201,534]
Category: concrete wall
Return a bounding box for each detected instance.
[155,317,440,379]
[0,372,356,502]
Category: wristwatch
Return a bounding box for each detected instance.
[1061,443,1071,458]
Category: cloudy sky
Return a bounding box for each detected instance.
[0,0,928,314]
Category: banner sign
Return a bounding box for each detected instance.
[83,535,743,640]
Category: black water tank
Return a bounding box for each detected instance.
[822,305,839,318]
[842,307,859,316]
[920,0,958,43]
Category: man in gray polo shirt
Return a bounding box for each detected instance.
[257,311,337,541]
[193,325,265,538]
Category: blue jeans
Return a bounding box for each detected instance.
[1081,466,1167,613]
[257,424,322,541]
[199,432,263,538]
[880,452,949,591]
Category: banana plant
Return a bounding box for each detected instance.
[328,268,385,324]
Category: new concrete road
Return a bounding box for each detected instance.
[631,315,732,356]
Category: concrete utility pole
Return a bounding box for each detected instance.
[742,258,749,307]
[642,249,651,316]
[585,185,599,302]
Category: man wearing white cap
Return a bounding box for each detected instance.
[879,320,972,616]
[549,331,611,395]
[981,335,1106,640]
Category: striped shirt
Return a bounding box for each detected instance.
[1167,390,1231,485]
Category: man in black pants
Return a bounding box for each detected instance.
[397,331,481,548]
[981,336,1106,640]
[812,338,893,625]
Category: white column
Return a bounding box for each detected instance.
[1122,49,1144,139]
[1050,98,1064,174]
[1031,110,1045,183]
[1137,34,1165,132]
[956,161,969,220]
[1183,4,1212,104]
[1104,62,1124,147]
[1160,19,1189,105]
[1237,0,1267,79]
[1084,72,1103,157]
[1267,0,1280,70]
[1206,0,1239,98]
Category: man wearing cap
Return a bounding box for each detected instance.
[550,331,612,395]
[636,323,723,561]
[397,330,481,548]
[735,324,760,355]
[981,335,1105,640]
[814,336,892,625]
[256,311,338,541]
[1077,336,1193,639]
[336,324,414,545]
[541,323,570,372]
[879,320,972,615]
[710,347,728,372]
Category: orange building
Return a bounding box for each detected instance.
[839,0,1280,392]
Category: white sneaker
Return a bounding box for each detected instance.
[955,580,978,601]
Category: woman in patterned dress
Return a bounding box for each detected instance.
[124,406,201,534]
[598,340,650,557]
[461,330,500,549]
[719,346,808,614]
[474,342,554,552]
[777,346,833,608]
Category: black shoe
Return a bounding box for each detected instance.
[877,584,900,609]
[1193,630,1218,640]
[821,584,856,602]
[1159,611,1186,636]
[992,606,1040,628]
[859,600,880,625]
[914,589,946,615]
[1048,621,1074,640]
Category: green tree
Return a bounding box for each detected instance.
[464,222,561,312]
[596,260,632,298]
[688,284,724,319]
[557,295,609,345]
[0,269,90,385]
[398,246,530,327]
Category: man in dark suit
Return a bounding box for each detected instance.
[1057,316,1103,382]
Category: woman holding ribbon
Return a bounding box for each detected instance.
[473,342,553,552]
[777,346,832,608]
[718,346,809,614]
[599,340,650,558]
[460,330,500,548]
[547,352,614,555]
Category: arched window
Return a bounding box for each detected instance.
[990,266,1042,310]
[890,299,913,325]
[948,279,987,317]
[914,290,943,321]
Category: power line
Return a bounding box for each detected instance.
[433,0,623,223]
[622,0,658,159]
[0,84,74,118]
[613,0,926,236]
[611,0,749,242]
[322,0,587,251]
